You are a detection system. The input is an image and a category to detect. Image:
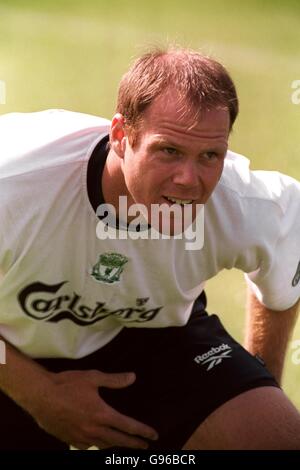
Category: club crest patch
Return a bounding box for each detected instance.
[90,252,128,284]
[292,260,300,287]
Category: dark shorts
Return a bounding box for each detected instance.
[0,292,279,450]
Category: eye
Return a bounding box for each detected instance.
[202,151,218,160]
[201,151,223,164]
[163,147,178,156]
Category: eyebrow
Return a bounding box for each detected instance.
[151,138,186,150]
[151,138,228,153]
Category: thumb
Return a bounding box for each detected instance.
[96,371,136,389]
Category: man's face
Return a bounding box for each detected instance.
[112,91,230,227]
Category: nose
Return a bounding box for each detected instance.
[172,160,199,188]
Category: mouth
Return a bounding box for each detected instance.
[163,196,194,206]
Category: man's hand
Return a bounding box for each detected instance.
[31,370,158,449]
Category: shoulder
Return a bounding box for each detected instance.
[0,108,110,131]
[214,150,300,214]
[205,150,300,262]
[0,109,111,179]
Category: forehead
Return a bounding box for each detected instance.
[139,91,230,142]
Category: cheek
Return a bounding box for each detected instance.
[202,165,224,190]
[123,158,151,196]
[123,152,141,183]
[123,149,168,198]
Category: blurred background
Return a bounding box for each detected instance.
[0,0,299,410]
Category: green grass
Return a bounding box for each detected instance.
[0,0,299,411]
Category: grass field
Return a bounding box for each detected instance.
[1,0,299,411]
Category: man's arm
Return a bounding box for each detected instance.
[0,336,158,449]
[244,288,300,384]
[0,336,55,411]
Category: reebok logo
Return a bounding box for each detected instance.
[194,343,232,371]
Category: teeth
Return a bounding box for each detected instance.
[165,197,193,205]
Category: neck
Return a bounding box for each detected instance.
[101,148,129,214]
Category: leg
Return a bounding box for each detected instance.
[183,386,300,450]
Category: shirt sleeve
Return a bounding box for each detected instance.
[244,173,300,311]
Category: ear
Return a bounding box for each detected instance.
[110,113,127,159]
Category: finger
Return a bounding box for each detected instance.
[107,406,159,441]
[74,441,109,450]
[89,370,136,389]
[71,442,92,450]
[93,427,150,449]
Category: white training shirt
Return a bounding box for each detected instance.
[0,109,299,358]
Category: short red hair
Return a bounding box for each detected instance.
[116,46,238,145]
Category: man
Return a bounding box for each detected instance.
[0,47,300,450]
